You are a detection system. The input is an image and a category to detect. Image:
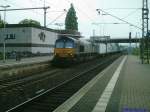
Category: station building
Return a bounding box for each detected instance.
[0,24,58,58]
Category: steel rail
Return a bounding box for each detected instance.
[6,55,118,112]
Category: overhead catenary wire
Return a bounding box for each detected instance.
[39,0,54,6]
[3,0,50,16]
[76,0,97,18]
[2,0,45,16]
[0,7,50,11]
[121,8,141,19]
[103,8,141,10]
[46,11,67,26]
[96,8,142,30]
[15,0,66,27]
[2,0,66,26]
[65,0,94,22]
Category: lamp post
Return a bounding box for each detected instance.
[0,5,10,63]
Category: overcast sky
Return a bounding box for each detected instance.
[0,0,145,38]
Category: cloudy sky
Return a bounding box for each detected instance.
[0,0,144,38]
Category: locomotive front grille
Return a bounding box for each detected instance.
[54,48,75,58]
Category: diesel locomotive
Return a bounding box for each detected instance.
[52,34,98,64]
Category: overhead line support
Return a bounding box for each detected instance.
[0,7,50,27]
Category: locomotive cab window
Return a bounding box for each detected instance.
[55,37,75,48]
[55,40,64,48]
[65,40,74,48]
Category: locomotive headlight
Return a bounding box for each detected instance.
[70,53,73,56]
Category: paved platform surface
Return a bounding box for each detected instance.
[53,55,150,112]
[107,55,150,112]
[0,56,53,68]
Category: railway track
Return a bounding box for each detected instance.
[0,68,60,89]
[0,67,62,112]
[6,54,120,112]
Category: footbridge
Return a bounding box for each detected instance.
[93,37,141,43]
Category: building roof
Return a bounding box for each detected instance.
[0,24,81,37]
[0,24,57,32]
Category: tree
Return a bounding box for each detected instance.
[0,16,8,27]
[19,19,41,26]
[65,3,78,31]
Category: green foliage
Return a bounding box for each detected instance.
[65,3,78,31]
[0,20,8,27]
[19,19,41,26]
[0,52,3,60]
[132,48,140,56]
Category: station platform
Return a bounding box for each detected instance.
[53,55,150,112]
[0,56,53,69]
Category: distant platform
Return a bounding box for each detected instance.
[0,56,53,69]
[53,55,150,112]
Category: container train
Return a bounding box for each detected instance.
[52,34,121,65]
